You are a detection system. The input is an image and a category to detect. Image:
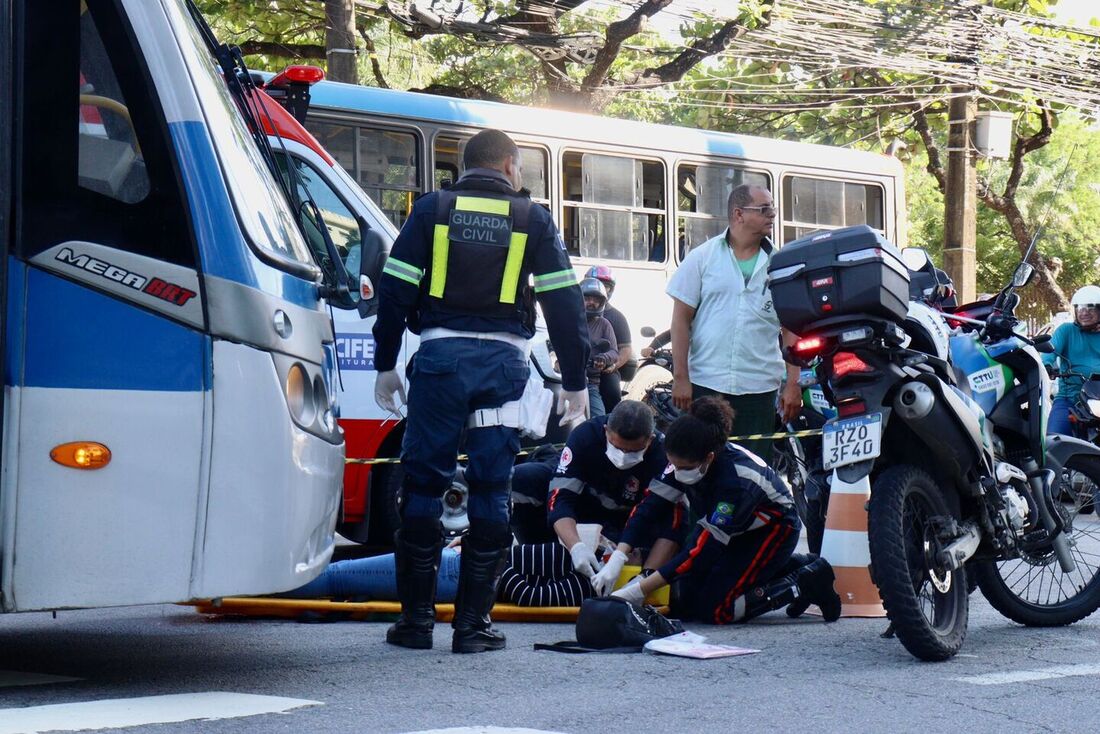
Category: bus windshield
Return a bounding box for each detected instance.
[175,7,315,273]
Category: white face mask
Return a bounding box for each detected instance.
[674,463,708,485]
[605,441,646,470]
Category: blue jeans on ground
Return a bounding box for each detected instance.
[401,337,529,532]
[284,549,462,602]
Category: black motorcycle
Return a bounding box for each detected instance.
[769,225,1100,661]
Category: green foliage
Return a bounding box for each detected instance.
[194,0,1099,316]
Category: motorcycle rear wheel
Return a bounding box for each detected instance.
[974,455,1100,627]
[868,465,968,661]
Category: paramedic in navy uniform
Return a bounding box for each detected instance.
[373,129,589,654]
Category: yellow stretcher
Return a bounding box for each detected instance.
[189,565,669,622]
[190,597,585,623]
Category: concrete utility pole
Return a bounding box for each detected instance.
[943,88,977,303]
[325,0,358,84]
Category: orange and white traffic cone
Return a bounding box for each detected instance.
[818,473,886,617]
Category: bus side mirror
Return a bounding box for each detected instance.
[357,224,391,319]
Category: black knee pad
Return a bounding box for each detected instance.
[466,519,513,551]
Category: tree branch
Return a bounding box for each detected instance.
[910,104,947,193]
[237,40,326,59]
[356,27,390,88]
[1002,102,1053,201]
[580,0,674,95]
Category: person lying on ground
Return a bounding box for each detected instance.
[279,541,603,608]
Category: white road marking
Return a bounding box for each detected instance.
[0,692,320,734]
[0,671,80,688]
[955,663,1100,686]
[405,729,568,734]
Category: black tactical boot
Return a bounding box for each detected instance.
[451,535,509,654]
[793,557,842,622]
[386,531,444,650]
[738,574,801,622]
[782,553,816,619]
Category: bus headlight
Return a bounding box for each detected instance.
[286,363,317,426]
[272,353,342,444]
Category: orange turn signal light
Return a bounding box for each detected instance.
[50,442,112,470]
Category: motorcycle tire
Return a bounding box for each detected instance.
[772,436,809,523]
[973,455,1100,627]
[868,464,968,662]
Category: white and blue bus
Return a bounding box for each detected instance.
[0,0,362,611]
[269,77,908,543]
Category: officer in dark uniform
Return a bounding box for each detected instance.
[610,397,841,623]
[373,129,589,654]
[510,400,684,595]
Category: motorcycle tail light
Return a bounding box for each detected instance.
[794,336,826,357]
[837,398,866,418]
[832,351,874,379]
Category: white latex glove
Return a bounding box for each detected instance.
[556,388,589,427]
[590,549,628,597]
[611,579,645,605]
[374,370,406,415]
[569,541,602,579]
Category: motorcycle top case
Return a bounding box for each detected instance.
[766,225,910,333]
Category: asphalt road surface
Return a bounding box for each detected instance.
[2,579,1100,734]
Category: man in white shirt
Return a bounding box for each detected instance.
[667,183,801,461]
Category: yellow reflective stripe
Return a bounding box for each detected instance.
[499,232,528,304]
[430,224,450,297]
[455,196,510,215]
[533,268,577,293]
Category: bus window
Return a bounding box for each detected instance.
[676,163,770,257]
[21,2,193,269]
[781,175,884,244]
[275,153,363,280]
[434,135,549,206]
[358,127,419,229]
[434,135,462,189]
[561,151,665,263]
[308,121,357,176]
[519,147,549,203]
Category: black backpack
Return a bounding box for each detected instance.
[535,597,683,653]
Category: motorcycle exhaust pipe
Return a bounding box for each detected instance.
[1024,465,1076,574]
[893,382,979,479]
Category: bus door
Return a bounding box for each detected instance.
[0,0,10,606]
[2,1,207,611]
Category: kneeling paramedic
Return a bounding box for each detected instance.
[373,129,589,653]
[511,399,684,595]
[611,397,842,624]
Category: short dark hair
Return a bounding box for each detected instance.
[727,184,762,218]
[607,400,655,441]
[665,396,734,461]
[464,129,519,170]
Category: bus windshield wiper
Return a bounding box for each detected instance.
[182,1,353,301]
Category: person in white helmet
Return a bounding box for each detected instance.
[1043,285,1100,437]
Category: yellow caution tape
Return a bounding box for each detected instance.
[344,429,824,465]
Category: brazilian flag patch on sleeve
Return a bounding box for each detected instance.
[709,501,736,528]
